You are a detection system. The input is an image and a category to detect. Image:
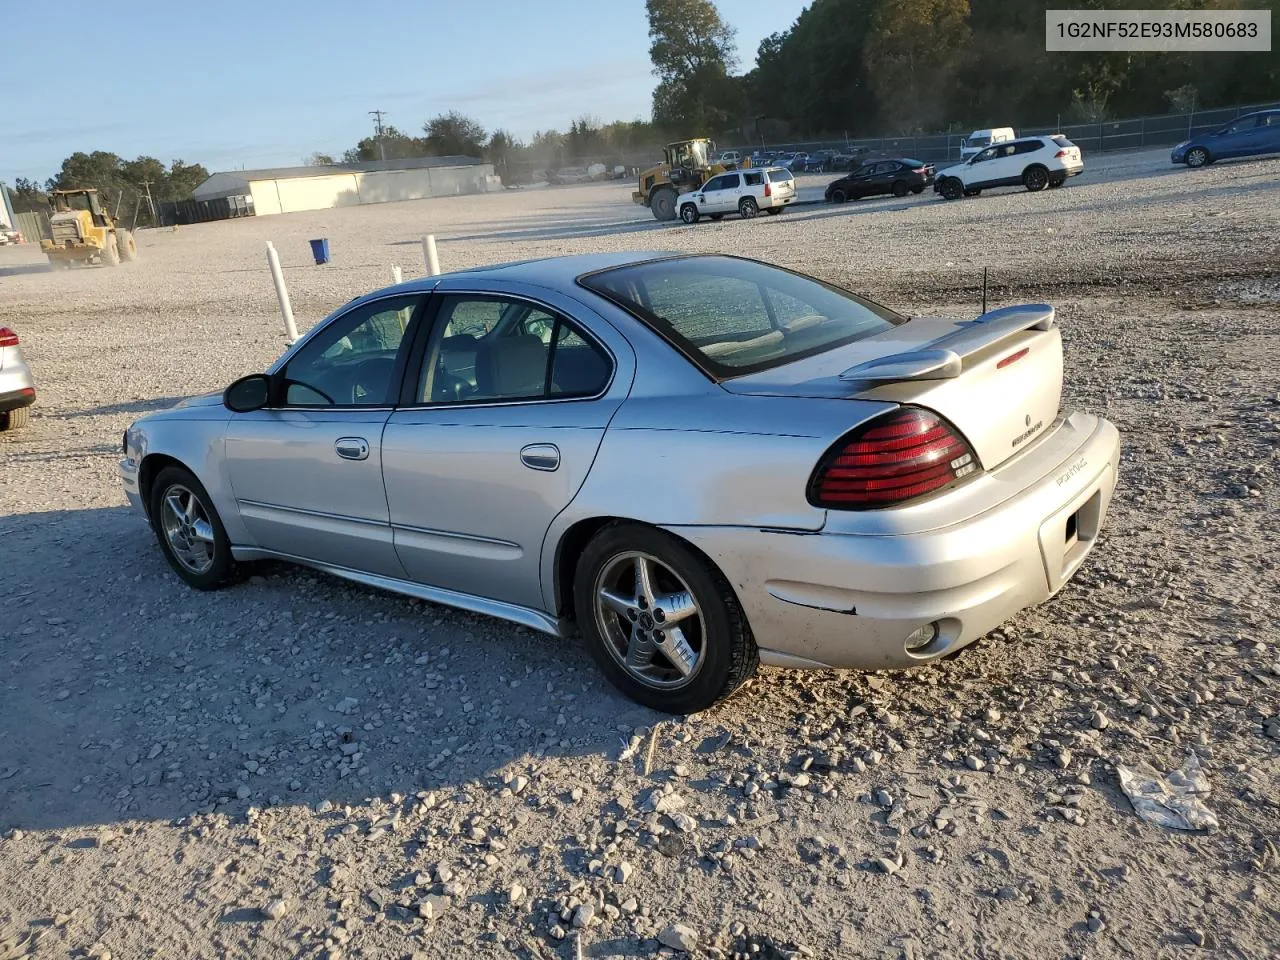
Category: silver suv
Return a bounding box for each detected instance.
[0,326,36,430]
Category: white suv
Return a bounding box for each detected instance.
[935,135,1083,200]
[677,168,796,223]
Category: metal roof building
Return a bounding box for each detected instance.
[191,156,497,216]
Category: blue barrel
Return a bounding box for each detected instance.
[309,238,330,264]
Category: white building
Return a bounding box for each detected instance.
[191,156,497,216]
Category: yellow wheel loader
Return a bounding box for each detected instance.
[632,138,748,222]
[41,189,138,267]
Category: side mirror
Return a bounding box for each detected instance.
[224,373,272,413]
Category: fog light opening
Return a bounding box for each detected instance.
[904,622,940,654]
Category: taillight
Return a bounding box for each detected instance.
[1055,149,1068,158]
[807,407,981,510]
[913,166,928,174]
[0,327,19,347]
[764,183,772,197]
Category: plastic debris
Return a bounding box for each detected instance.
[1116,751,1218,831]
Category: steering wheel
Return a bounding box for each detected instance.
[348,357,396,405]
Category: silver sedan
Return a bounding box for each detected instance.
[120,253,1120,713]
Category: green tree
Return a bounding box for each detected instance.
[864,0,970,131]
[163,160,210,200]
[308,152,337,166]
[342,125,427,162]
[646,0,741,133]
[10,178,48,214]
[423,112,487,157]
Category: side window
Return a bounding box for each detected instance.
[1014,141,1040,155]
[418,297,611,404]
[1262,113,1280,127]
[281,295,419,407]
[702,175,728,192]
[743,171,764,186]
[972,147,997,163]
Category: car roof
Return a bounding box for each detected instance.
[412,251,690,289]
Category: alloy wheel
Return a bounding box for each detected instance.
[160,484,216,575]
[593,551,705,689]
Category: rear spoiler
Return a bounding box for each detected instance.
[839,304,1056,383]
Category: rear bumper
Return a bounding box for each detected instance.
[0,364,36,412]
[668,412,1121,670]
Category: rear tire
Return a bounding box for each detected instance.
[830,188,847,204]
[680,203,700,225]
[891,180,910,198]
[1186,147,1211,168]
[148,465,240,590]
[115,229,137,262]
[650,187,678,222]
[0,406,31,431]
[1023,165,1049,192]
[940,178,964,200]
[738,197,758,219]
[100,234,120,266]
[764,207,782,215]
[911,185,924,194]
[573,522,758,714]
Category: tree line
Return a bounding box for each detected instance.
[12,0,1276,206]
[9,153,209,225]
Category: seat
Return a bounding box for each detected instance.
[475,334,548,399]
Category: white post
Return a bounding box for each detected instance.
[391,264,403,284]
[421,234,440,277]
[266,241,299,343]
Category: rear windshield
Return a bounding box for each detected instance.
[578,255,904,378]
[766,168,793,182]
[1052,135,1074,147]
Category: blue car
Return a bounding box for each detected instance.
[1171,109,1280,168]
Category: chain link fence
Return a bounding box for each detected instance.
[722,99,1280,166]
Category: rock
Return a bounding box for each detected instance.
[614,861,634,884]
[235,785,251,800]
[875,789,894,807]
[965,756,984,771]
[1087,915,1105,933]
[549,924,566,940]
[670,813,698,833]
[791,773,812,788]
[875,857,900,875]
[1056,749,1073,770]
[1089,710,1110,730]
[261,898,291,921]
[508,883,526,906]
[658,922,699,952]
[620,897,639,915]
[418,894,448,920]
[332,697,359,715]
[1189,928,1207,948]
[572,902,595,928]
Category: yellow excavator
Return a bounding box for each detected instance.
[632,138,746,221]
[41,188,138,267]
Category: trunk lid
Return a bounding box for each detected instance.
[719,305,1064,473]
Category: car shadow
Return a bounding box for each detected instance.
[0,505,661,833]
[61,396,189,418]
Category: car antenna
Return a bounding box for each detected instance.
[981,266,989,315]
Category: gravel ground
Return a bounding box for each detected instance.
[1,148,1278,959]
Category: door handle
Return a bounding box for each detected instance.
[335,437,370,461]
[520,443,560,471]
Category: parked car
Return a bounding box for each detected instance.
[120,252,1119,713]
[715,150,743,168]
[677,167,795,223]
[1171,109,1280,167]
[935,135,1083,200]
[959,127,1016,160]
[807,149,840,172]
[0,223,22,245]
[825,158,936,202]
[0,326,36,431]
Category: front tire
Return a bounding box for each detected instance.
[940,178,964,200]
[148,465,239,590]
[830,188,847,204]
[1186,147,1211,168]
[574,523,758,714]
[738,197,758,219]
[116,229,138,262]
[1023,165,1049,192]
[680,203,700,225]
[650,187,678,222]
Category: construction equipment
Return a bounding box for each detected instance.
[632,138,749,222]
[40,189,138,267]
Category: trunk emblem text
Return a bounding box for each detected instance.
[1012,419,1043,447]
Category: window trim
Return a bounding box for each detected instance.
[396,290,617,410]
[576,254,907,383]
[262,292,428,412]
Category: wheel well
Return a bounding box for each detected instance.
[1024,163,1048,175]
[137,453,186,517]
[552,517,736,623]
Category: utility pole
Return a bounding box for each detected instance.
[140,180,157,226]
[369,109,388,162]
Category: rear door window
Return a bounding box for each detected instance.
[1013,141,1043,155]
[743,171,764,186]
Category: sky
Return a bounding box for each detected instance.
[3,0,810,183]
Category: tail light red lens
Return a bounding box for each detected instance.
[1055,149,1068,158]
[0,327,19,347]
[807,407,981,510]
[763,183,772,197]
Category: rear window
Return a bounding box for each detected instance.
[1052,135,1074,147]
[744,171,764,186]
[578,255,904,378]
[766,168,794,182]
